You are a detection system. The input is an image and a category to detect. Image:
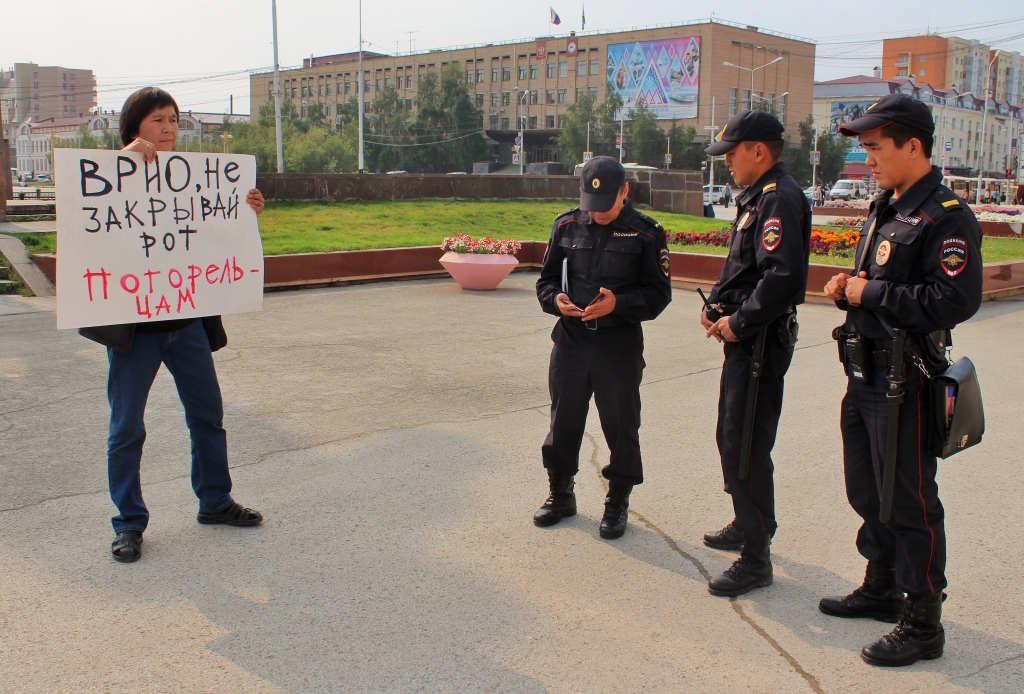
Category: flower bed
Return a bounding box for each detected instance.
[667,227,861,258]
[441,233,521,255]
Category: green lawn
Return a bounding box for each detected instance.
[13,198,1024,265]
[258,200,729,255]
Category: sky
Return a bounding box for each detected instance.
[4,0,1024,115]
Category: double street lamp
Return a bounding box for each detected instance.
[723,57,785,110]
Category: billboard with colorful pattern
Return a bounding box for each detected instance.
[606,37,701,120]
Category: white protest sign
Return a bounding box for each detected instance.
[54,149,264,330]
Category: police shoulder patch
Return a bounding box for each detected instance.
[762,182,777,194]
[940,237,968,277]
[762,217,782,252]
[941,199,960,208]
[659,248,671,277]
[637,211,664,231]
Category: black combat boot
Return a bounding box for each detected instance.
[819,561,904,622]
[708,534,773,597]
[533,472,577,527]
[703,519,744,550]
[599,483,632,539]
[861,593,945,667]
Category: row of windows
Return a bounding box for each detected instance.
[18,158,50,172]
[468,59,600,84]
[727,88,787,122]
[486,114,568,130]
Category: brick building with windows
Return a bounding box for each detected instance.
[1,63,97,146]
[249,19,815,168]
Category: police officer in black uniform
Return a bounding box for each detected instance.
[534,156,672,539]
[700,110,810,596]
[821,94,982,667]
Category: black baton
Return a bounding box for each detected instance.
[739,325,769,481]
[879,328,907,523]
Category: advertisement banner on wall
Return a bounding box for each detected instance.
[830,100,876,162]
[607,37,700,120]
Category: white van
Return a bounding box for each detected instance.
[828,179,869,201]
[703,185,726,204]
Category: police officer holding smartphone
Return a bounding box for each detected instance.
[700,110,811,597]
[822,94,982,667]
[534,156,671,540]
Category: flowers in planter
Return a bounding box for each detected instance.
[441,233,521,255]
[667,228,861,258]
[832,216,865,228]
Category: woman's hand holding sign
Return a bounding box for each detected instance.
[246,189,265,215]
[122,137,158,163]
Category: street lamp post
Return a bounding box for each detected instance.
[723,57,784,110]
[271,0,284,173]
[976,51,1001,204]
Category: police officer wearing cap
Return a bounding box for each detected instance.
[534,156,672,539]
[821,94,982,667]
[700,110,810,597]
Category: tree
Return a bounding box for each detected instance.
[409,63,488,173]
[628,101,666,167]
[366,85,410,173]
[556,92,597,166]
[665,121,704,171]
[784,117,851,187]
[595,88,623,157]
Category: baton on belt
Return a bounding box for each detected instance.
[738,325,769,481]
[879,328,907,523]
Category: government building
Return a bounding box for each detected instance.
[248,19,815,169]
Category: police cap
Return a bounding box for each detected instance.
[579,156,626,212]
[705,110,785,156]
[838,93,935,137]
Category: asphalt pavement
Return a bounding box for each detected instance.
[1,274,1021,693]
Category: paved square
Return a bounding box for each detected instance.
[1,274,1021,692]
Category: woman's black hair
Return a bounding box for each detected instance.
[119,87,179,146]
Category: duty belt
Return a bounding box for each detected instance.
[564,314,633,330]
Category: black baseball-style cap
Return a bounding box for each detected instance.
[838,93,935,136]
[579,156,627,212]
[705,110,785,156]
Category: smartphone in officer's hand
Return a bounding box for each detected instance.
[557,294,584,315]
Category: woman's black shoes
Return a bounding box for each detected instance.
[111,531,143,563]
[197,502,264,527]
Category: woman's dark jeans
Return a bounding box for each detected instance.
[106,320,234,533]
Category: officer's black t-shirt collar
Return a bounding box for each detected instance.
[737,160,789,207]
[873,166,944,218]
[583,199,634,230]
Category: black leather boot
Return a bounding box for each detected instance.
[703,519,744,550]
[708,534,773,597]
[599,483,632,539]
[861,593,945,667]
[533,472,577,527]
[819,561,904,622]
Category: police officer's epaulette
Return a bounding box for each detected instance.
[635,211,664,231]
[556,207,580,221]
[761,182,777,195]
[923,189,965,219]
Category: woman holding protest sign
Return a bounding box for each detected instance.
[79,87,266,563]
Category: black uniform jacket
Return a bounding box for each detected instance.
[709,161,811,340]
[537,200,672,322]
[841,167,982,340]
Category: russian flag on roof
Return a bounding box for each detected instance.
[550,7,561,25]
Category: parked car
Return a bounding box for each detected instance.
[703,185,727,205]
[35,174,52,183]
[385,170,408,175]
[828,179,869,201]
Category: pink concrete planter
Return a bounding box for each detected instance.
[439,252,519,290]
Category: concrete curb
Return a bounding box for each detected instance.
[0,234,55,297]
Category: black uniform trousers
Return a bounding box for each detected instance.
[841,365,946,596]
[542,319,645,486]
[717,332,793,539]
